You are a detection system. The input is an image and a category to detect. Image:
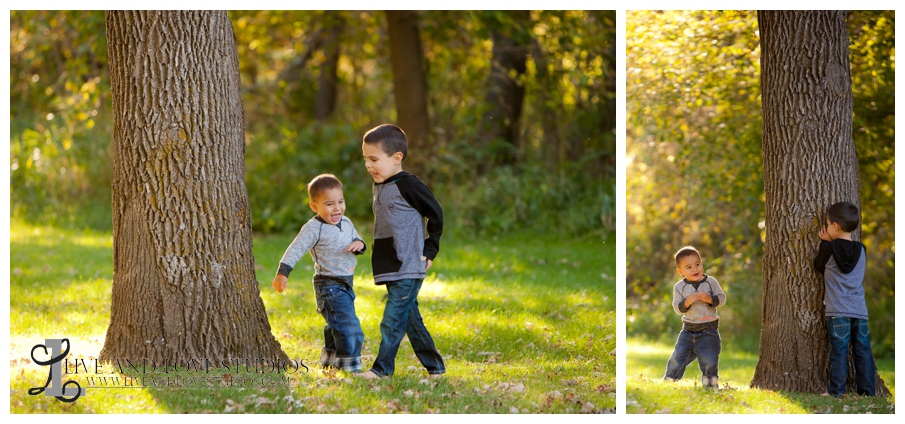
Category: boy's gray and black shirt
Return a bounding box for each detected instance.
[371,171,443,284]
[814,239,868,319]
[672,274,726,331]
[277,215,366,283]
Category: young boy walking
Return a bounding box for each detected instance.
[814,201,876,397]
[663,246,726,389]
[272,174,367,372]
[356,124,446,379]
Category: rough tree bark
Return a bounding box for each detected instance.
[314,11,345,122]
[100,11,289,364]
[752,10,888,396]
[386,10,430,175]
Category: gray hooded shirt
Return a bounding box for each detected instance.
[371,171,443,284]
[814,239,869,319]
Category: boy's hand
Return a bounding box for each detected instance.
[346,240,365,253]
[698,292,713,304]
[272,274,288,293]
[684,292,699,308]
[422,256,433,271]
[818,225,833,242]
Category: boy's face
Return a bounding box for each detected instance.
[309,187,346,225]
[824,217,842,240]
[362,141,403,183]
[676,254,704,282]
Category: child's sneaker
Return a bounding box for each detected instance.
[702,375,719,391]
[319,348,336,369]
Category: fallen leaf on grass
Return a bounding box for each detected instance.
[561,378,579,387]
[595,384,614,393]
[253,396,273,408]
[404,390,414,397]
[509,406,519,413]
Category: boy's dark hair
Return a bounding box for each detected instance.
[363,124,408,160]
[826,201,860,233]
[675,246,701,266]
[308,174,343,202]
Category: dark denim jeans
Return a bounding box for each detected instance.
[369,278,445,377]
[314,282,364,372]
[663,328,721,382]
[827,316,876,397]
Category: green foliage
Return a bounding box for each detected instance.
[626,338,895,414]
[847,11,896,358]
[10,10,614,239]
[9,221,616,413]
[10,11,113,230]
[626,10,765,352]
[626,11,895,358]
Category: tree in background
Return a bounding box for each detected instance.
[100,10,288,364]
[386,10,431,175]
[479,11,531,167]
[11,10,616,238]
[315,11,346,122]
[751,10,888,396]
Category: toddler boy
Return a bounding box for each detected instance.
[663,246,726,389]
[272,174,366,372]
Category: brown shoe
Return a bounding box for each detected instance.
[354,371,380,380]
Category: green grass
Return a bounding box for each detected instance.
[9,221,615,413]
[626,337,895,414]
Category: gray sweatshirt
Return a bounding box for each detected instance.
[277,215,366,283]
[672,275,726,329]
[814,239,869,319]
[371,171,443,284]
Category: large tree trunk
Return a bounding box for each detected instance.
[386,10,430,175]
[100,11,288,364]
[752,10,887,396]
[314,11,345,122]
[480,10,530,167]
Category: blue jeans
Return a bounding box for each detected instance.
[663,328,721,382]
[369,279,445,377]
[314,281,364,372]
[827,316,876,396]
